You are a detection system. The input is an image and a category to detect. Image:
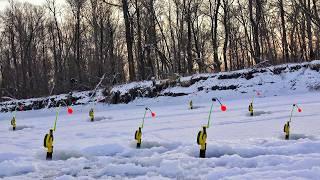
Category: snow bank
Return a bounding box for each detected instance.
[0,160,34,177]
[0,89,105,113]
[82,144,124,156]
[111,81,154,96]
[108,60,320,104]
[158,160,183,178]
[2,60,320,110]
[96,163,149,178]
[188,139,320,158]
[0,153,23,162]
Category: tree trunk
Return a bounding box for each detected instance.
[186,3,193,74]
[122,0,135,81]
[210,0,221,72]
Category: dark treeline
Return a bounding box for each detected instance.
[0,0,319,99]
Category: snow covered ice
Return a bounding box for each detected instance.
[1,91,320,179]
[2,62,320,180]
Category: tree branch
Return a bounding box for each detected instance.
[101,0,122,7]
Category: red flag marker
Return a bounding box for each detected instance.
[67,107,73,114]
[141,107,155,128]
[221,105,227,112]
[289,104,302,122]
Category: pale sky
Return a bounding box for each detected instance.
[0,0,65,11]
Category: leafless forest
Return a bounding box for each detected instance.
[0,0,319,99]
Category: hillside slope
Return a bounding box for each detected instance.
[110,60,320,103]
[1,60,320,112]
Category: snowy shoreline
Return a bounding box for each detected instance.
[2,60,320,113]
